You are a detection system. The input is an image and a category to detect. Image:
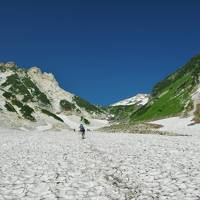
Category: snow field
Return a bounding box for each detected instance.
[0,129,200,199]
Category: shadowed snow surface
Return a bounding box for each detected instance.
[0,129,200,199]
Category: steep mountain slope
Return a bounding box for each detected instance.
[107,94,150,122]
[131,54,200,122]
[112,94,150,106]
[0,62,107,129]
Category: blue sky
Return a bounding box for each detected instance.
[0,0,200,105]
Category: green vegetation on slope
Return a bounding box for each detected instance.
[21,76,51,105]
[153,54,200,96]
[131,54,200,122]
[2,74,32,102]
[2,91,15,99]
[4,101,17,113]
[107,104,139,121]
[73,96,103,114]
[20,105,35,121]
[41,109,64,122]
[1,74,51,106]
[80,116,90,125]
[1,71,51,121]
[0,65,79,123]
[3,91,36,121]
[60,99,76,111]
[0,66,6,73]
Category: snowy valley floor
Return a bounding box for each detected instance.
[0,129,200,200]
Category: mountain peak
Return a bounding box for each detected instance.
[28,67,42,74]
[0,62,16,68]
[0,63,107,129]
[112,93,150,107]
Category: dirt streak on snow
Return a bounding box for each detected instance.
[0,128,200,199]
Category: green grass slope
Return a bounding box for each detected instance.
[73,96,103,115]
[106,104,140,122]
[131,54,200,122]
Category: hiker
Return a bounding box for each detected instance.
[79,124,86,139]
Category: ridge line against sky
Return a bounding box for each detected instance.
[0,0,200,105]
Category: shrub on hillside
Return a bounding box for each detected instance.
[20,105,36,121]
[4,102,17,113]
[41,109,64,122]
[60,100,75,111]
[73,96,102,114]
[81,116,90,125]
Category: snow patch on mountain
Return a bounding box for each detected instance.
[58,114,109,130]
[112,93,150,106]
[150,116,200,136]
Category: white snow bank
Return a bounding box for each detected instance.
[1,129,200,199]
[58,114,109,130]
[112,94,150,106]
[151,116,200,135]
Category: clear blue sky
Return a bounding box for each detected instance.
[0,0,200,105]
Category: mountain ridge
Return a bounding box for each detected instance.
[0,62,107,130]
[111,93,150,107]
[105,54,200,126]
[130,54,200,122]
[1,54,200,130]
